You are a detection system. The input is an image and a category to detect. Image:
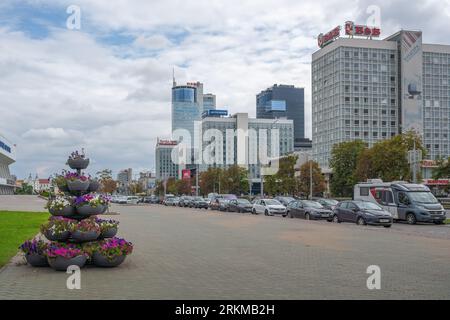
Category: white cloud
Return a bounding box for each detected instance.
[2,0,450,178]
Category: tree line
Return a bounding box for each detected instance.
[329,131,429,197]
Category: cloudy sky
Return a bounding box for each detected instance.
[1,0,450,179]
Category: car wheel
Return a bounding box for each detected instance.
[287,211,293,219]
[384,225,392,228]
[406,213,417,225]
[305,213,311,220]
[264,210,269,216]
[332,215,340,223]
[357,217,366,226]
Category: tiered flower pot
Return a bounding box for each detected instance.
[76,204,106,216]
[21,150,133,271]
[48,255,87,271]
[44,230,70,242]
[99,227,117,239]
[71,230,100,242]
[67,180,90,192]
[25,253,49,267]
[92,253,126,268]
[49,205,76,217]
[67,158,90,170]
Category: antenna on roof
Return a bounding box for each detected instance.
[172,67,176,87]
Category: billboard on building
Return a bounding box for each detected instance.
[401,31,423,135]
[182,169,191,180]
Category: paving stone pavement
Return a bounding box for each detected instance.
[0,198,449,300]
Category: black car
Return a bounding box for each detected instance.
[330,201,393,228]
[227,198,253,213]
[315,198,339,211]
[287,200,332,220]
[275,196,296,207]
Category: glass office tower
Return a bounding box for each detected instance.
[256,84,308,151]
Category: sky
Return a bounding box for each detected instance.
[1,0,450,179]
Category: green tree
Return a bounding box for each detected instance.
[220,165,249,195]
[176,179,192,195]
[154,180,165,196]
[199,167,223,195]
[15,183,33,195]
[297,161,326,198]
[166,177,178,195]
[263,155,298,196]
[96,169,117,194]
[330,140,367,197]
[355,131,426,182]
[433,157,450,179]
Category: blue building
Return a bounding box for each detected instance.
[203,93,216,112]
[256,84,311,151]
[172,81,204,142]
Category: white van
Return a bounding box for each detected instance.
[354,180,446,224]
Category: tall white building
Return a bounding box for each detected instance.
[155,139,180,180]
[0,133,16,195]
[199,113,294,185]
[312,22,450,169]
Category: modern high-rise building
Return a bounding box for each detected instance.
[171,80,204,142]
[312,22,450,169]
[0,133,16,195]
[257,84,310,151]
[155,138,180,180]
[203,93,216,112]
[200,113,294,186]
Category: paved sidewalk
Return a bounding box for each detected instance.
[0,200,449,299]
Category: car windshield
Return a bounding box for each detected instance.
[303,201,323,209]
[265,199,282,206]
[356,202,382,210]
[408,192,439,204]
[238,199,251,204]
[321,199,338,205]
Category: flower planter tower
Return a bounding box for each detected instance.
[20,150,133,270]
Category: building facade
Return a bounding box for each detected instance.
[312,26,450,169]
[117,168,132,193]
[203,93,216,112]
[257,84,309,151]
[172,81,204,142]
[0,133,16,195]
[200,113,294,183]
[155,139,180,180]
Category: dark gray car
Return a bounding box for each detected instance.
[331,201,393,228]
[227,199,253,213]
[287,200,332,220]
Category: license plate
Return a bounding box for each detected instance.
[380,219,390,223]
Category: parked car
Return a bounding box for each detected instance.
[227,198,253,213]
[287,200,332,220]
[164,197,180,206]
[192,197,209,209]
[126,196,140,204]
[179,196,193,207]
[149,195,160,204]
[208,196,222,210]
[275,196,296,207]
[330,200,393,228]
[315,198,339,211]
[117,196,128,204]
[218,199,230,211]
[252,199,287,217]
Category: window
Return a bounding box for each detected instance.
[360,187,369,196]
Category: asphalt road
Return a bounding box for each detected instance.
[0,196,449,299]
